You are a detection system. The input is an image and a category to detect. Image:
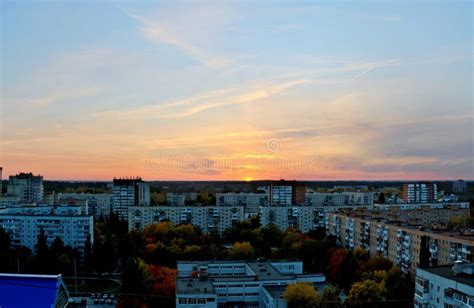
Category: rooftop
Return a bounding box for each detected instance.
[263,282,332,299]
[419,265,474,288]
[176,277,215,295]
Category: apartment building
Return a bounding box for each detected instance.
[415,262,474,308]
[339,202,470,228]
[166,193,186,206]
[403,183,438,203]
[0,206,94,253]
[326,212,474,275]
[58,193,112,219]
[176,260,327,308]
[260,202,375,233]
[128,206,245,234]
[112,178,150,219]
[305,192,374,207]
[453,180,468,194]
[216,193,268,217]
[269,180,305,206]
[7,173,44,203]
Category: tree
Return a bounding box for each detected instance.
[122,257,152,295]
[0,226,11,253]
[34,228,51,273]
[418,236,430,268]
[229,242,255,260]
[284,282,320,308]
[377,192,385,204]
[84,234,94,274]
[384,266,414,303]
[347,279,385,303]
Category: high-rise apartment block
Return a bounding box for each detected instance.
[326,210,474,275]
[128,206,244,234]
[7,173,44,203]
[453,180,467,194]
[0,206,94,253]
[305,192,374,207]
[58,193,112,219]
[216,193,269,217]
[414,262,474,308]
[112,178,150,218]
[269,180,305,206]
[403,183,438,203]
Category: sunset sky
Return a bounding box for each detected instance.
[1,1,473,181]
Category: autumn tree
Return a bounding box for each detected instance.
[122,257,152,295]
[347,279,385,303]
[229,241,255,260]
[284,282,321,308]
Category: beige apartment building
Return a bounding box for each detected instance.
[327,207,473,275]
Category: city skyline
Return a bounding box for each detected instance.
[2,1,473,181]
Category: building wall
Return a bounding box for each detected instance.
[216,193,268,217]
[0,213,93,253]
[415,267,474,308]
[7,173,44,203]
[128,206,245,234]
[327,212,474,275]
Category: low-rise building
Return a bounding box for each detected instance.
[327,212,474,275]
[0,206,94,253]
[415,262,474,308]
[128,206,245,234]
[176,260,327,308]
[0,273,71,307]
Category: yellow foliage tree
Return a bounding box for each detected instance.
[283,282,321,308]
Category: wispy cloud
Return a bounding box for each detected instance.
[120,7,234,69]
[95,79,313,119]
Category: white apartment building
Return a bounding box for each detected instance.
[58,193,112,218]
[176,260,327,308]
[112,178,150,219]
[0,206,94,253]
[7,173,44,203]
[260,204,374,233]
[128,206,245,234]
[415,262,474,308]
[216,193,268,217]
[305,192,374,207]
[166,193,186,206]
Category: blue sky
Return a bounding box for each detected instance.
[1,1,472,180]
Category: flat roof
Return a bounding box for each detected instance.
[263,282,332,299]
[419,266,474,288]
[176,278,215,295]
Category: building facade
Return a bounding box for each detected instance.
[305,192,374,207]
[58,193,112,219]
[415,262,474,308]
[128,206,245,234]
[216,193,268,217]
[112,178,150,218]
[269,180,305,206]
[453,180,467,194]
[326,212,474,275]
[403,183,438,203]
[0,206,94,253]
[7,173,44,203]
[176,260,326,308]
[166,193,186,206]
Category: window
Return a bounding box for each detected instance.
[178,298,187,304]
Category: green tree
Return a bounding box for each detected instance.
[84,235,93,274]
[284,282,321,308]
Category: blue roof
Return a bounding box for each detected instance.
[0,274,69,307]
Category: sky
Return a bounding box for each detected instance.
[1,1,473,181]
